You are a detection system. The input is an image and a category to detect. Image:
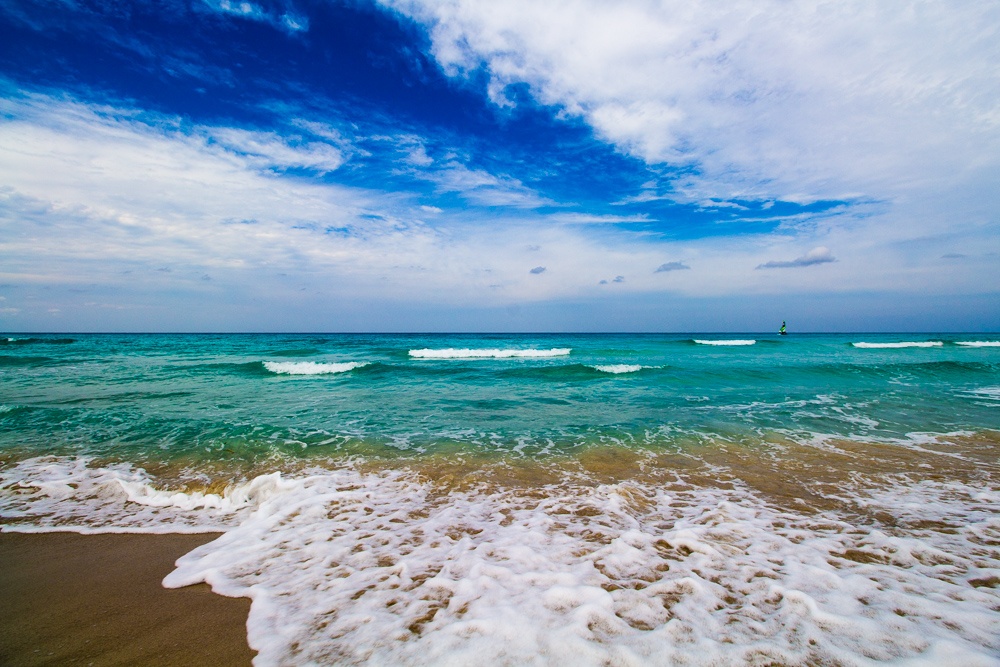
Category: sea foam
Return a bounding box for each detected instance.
[409,348,571,359]
[852,341,943,348]
[5,455,1000,666]
[0,457,293,533]
[263,361,367,375]
[693,339,756,346]
[957,341,1000,347]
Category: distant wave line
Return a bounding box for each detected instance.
[409,348,571,359]
[956,341,1000,347]
[693,340,756,346]
[852,342,943,349]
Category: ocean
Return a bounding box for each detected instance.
[2,332,999,665]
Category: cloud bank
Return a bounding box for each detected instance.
[382,0,1000,206]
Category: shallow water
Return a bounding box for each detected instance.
[2,333,999,665]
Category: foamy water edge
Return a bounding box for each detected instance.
[3,456,999,666]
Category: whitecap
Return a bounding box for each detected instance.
[852,342,943,348]
[956,341,1000,347]
[591,364,647,374]
[263,361,367,375]
[965,387,1000,401]
[409,348,571,359]
[693,339,756,346]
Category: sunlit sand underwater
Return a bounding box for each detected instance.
[2,333,999,665]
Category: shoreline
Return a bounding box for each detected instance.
[0,532,255,666]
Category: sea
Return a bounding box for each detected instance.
[2,332,999,666]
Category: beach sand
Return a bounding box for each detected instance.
[0,532,255,666]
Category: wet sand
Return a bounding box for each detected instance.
[0,532,255,666]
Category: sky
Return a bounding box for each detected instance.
[1,0,998,332]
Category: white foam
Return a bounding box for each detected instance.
[591,364,647,374]
[263,361,367,375]
[957,341,1000,347]
[0,457,294,533]
[966,387,1000,401]
[852,341,943,348]
[409,348,571,359]
[167,471,1000,666]
[6,456,1000,665]
[693,339,756,346]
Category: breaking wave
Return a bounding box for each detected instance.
[853,342,943,349]
[410,348,571,359]
[262,361,368,375]
[693,340,756,346]
[590,364,649,374]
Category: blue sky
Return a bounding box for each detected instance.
[1,0,998,331]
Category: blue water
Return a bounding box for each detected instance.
[4,333,1000,665]
[2,333,998,465]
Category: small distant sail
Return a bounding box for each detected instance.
[778,321,787,335]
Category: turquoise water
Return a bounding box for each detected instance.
[1,333,998,462]
[3,333,1000,666]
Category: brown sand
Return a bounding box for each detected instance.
[0,532,255,667]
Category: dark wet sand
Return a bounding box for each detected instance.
[0,532,255,666]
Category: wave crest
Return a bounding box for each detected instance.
[591,364,647,374]
[263,361,367,375]
[693,339,756,346]
[852,342,942,348]
[409,348,571,359]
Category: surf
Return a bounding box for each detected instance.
[852,341,943,348]
[262,361,368,375]
[693,339,756,346]
[409,348,571,359]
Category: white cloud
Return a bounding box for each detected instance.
[405,145,434,167]
[381,0,1000,208]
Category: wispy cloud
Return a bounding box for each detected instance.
[551,213,650,225]
[208,128,345,173]
[411,159,552,208]
[757,247,835,270]
[203,0,308,33]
